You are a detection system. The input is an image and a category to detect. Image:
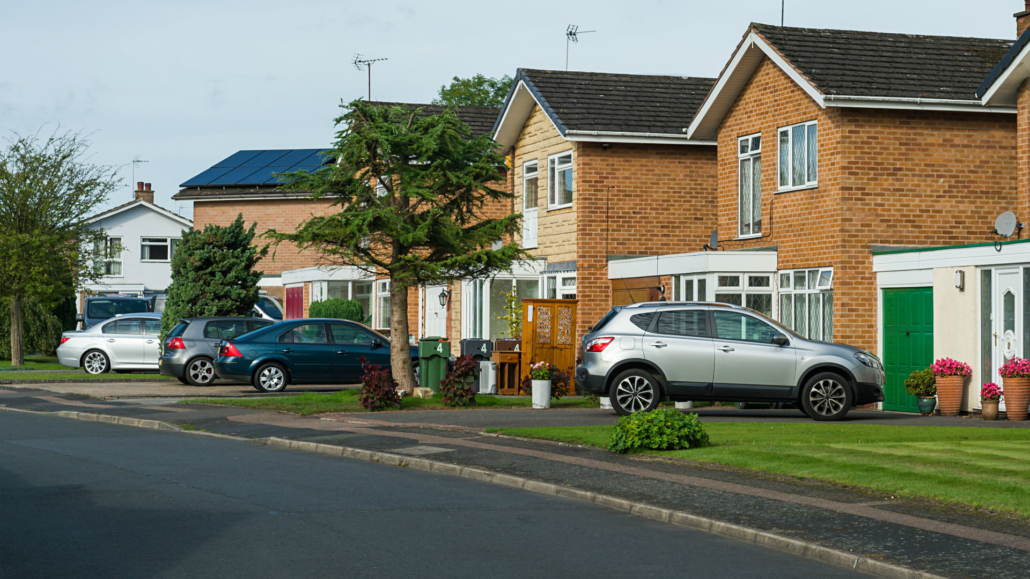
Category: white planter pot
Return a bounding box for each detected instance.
[599,397,612,410]
[532,379,551,409]
[674,401,693,410]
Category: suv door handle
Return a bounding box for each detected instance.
[717,345,735,352]
[336,350,347,355]
[107,339,116,343]
[649,342,667,349]
[282,348,293,353]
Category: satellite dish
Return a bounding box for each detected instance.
[995,212,1017,238]
[708,230,719,250]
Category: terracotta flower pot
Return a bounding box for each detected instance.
[981,399,1000,421]
[935,375,965,417]
[1003,376,1030,421]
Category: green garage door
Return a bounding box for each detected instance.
[882,288,934,413]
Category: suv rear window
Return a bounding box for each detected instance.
[591,309,620,333]
[629,313,654,331]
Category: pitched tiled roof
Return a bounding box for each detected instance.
[88,198,192,226]
[752,23,1012,101]
[366,102,501,138]
[517,69,716,134]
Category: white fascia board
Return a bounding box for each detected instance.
[873,242,1030,272]
[824,95,1015,115]
[281,265,374,285]
[84,283,148,292]
[608,251,777,280]
[493,81,565,149]
[980,41,1030,107]
[465,259,547,280]
[257,276,283,287]
[564,131,716,146]
[687,31,825,140]
[876,269,933,288]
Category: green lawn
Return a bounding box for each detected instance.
[488,423,1030,518]
[0,357,67,371]
[0,372,172,382]
[182,389,597,416]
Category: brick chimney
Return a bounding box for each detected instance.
[134,182,155,204]
[1017,1,1030,37]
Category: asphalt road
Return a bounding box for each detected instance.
[0,411,868,579]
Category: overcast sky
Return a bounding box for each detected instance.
[0,0,1021,218]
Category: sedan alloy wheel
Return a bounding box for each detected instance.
[255,364,287,393]
[83,351,109,375]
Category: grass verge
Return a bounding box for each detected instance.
[181,389,597,416]
[487,422,1030,518]
[0,372,172,382]
[0,357,67,371]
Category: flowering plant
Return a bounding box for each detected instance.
[930,358,972,378]
[999,357,1030,378]
[529,360,553,380]
[980,382,1003,401]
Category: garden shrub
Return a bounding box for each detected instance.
[608,409,710,454]
[309,298,364,323]
[0,297,63,359]
[904,368,936,397]
[439,354,477,407]
[357,357,400,411]
[519,362,572,399]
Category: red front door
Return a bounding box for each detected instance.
[285,286,304,320]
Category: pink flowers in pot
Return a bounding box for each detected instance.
[981,383,1003,401]
[999,357,1030,378]
[529,360,553,380]
[931,358,972,378]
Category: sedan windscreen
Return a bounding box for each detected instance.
[88,299,148,319]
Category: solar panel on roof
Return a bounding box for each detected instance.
[292,150,332,167]
[240,150,291,167]
[213,150,262,168]
[206,167,264,186]
[237,167,294,186]
[273,149,322,167]
[180,167,234,187]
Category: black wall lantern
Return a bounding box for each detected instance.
[438,288,452,308]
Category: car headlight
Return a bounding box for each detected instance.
[854,351,881,370]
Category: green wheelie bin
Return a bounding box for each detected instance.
[418,337,450,392]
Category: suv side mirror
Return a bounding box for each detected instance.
[75,313,84,322]
[772,333,789,346]
[370,339,383,349]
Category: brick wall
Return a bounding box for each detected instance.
[715,57,1018,353]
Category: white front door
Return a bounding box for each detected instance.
[994,268,1021,411]
[425,285,448,338]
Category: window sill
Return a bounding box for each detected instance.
[140,260,171,263]
[547,203,573,211]
[735,234,763,241]
[776,183,818,194]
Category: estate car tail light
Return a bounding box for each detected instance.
[59,337,71,345]
[222,342,243,358]
[586,337,615,353]
[166,337,185,350]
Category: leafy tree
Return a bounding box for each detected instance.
[160,214,267,337]
[432,74,513,107]
[0,297,64,360]
[267,100,526,393]
[0,130,118,366]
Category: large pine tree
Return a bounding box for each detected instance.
[161,214,267,336]
[267,100,526,393]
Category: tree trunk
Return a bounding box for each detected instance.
[390,281,416,394]
[10,295,24,367]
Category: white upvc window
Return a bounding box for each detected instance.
[547,151,573,209]
[542,272,576,300]
[462,277,541,340]
[675,273,774,317]
[522,160,539,249]
[778,120,818,191]
[737,133,762,238]
[674,274,708,302]
[97,237,123,276]
[376,279,391,330]
[141,237,173,262]
[778,268,833,341]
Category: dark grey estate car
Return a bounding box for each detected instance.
[575,302,885,421]
[160,317,276,385]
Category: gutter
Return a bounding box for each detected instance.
[823,94,1016,114]
[564,130,716,146]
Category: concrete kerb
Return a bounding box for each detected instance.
[0,407,946,579]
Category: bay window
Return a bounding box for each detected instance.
[464,278,540,339]
[542,273,576,299]
[778,120,817,191]
[737,133,762,237]
[778,268,833,341]
[547,151,573,209]
[326,280,374,325]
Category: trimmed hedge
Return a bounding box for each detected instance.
[608,409,710,454]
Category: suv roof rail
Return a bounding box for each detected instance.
[623,301,737,309]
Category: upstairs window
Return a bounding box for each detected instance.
[778,120,817,191]
[523,161,538,210]
[141,237,171,261]
[548,152,573,209]
[97,237,122,276]
[737,134,762,237]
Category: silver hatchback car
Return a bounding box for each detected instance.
[57,313,164,374]
[575,302,885,421]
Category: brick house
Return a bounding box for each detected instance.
[612,21,1022,412]
[174,103,504,344]
[489,69,718,343]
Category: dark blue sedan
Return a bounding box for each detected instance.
[213,318,419,392]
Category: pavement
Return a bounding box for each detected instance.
[0,380,361,399]
[2,384,1029,578]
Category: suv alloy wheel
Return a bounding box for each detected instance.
[610,368,661,416]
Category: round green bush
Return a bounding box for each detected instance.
[309,298,364,322]
[608,408,710,454]
[904,368,936,397]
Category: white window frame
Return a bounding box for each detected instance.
[777,120,818,192]
[541,272,576,300]
[141,237,173,262]
[523,160,538,211]
[777,268,833,341]
[375,279,391,330]
[737,133,762,239]
[462,277,542,340]
[674,274,708,302]
[100,236,123,277]
[547,150,574,210]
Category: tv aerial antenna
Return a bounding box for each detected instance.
[991,211,1024,252]
[566,25,595,71]
[353,54,388,101]
[131,155,148,191]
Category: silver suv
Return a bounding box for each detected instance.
[575,302,885,421]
